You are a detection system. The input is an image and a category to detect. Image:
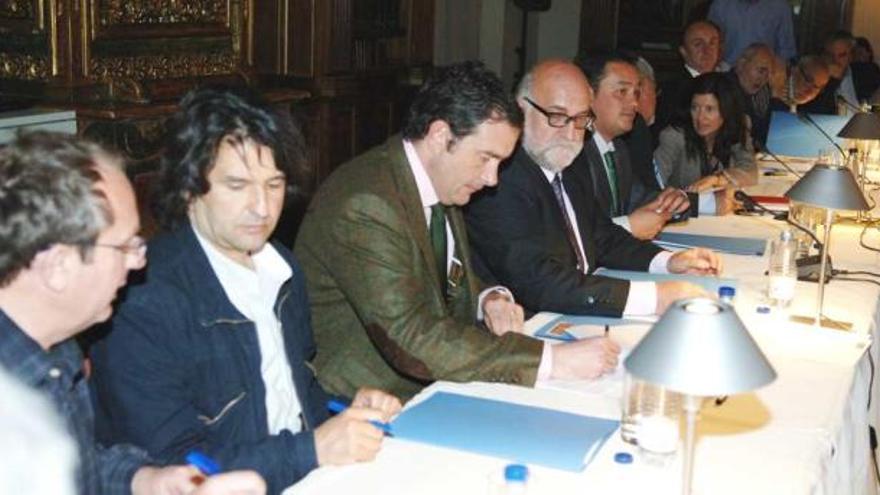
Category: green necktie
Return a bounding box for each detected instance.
[602,150,620,215]
[429,203,447,294]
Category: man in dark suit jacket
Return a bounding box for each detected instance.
[465,60,720,318]
[655,19,727,133]
[577,53,691,240]
[295,62,623,401]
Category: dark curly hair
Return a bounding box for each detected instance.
[154,86,306,230]
[678,72,748,174]
[402,60,522,144]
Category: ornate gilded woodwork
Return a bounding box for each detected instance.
[96,0,228,26]
[0,1,34,19]
[0,52,49,79]
[89,51,237,81]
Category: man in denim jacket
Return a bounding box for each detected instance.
[91,88,401,495]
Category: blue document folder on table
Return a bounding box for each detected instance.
[534,314,642,342]
[766,111,848,158]
[654,232,767,256]
[596,268,738,294]
[392,392,619,472]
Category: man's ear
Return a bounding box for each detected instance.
[31,244,77,292]
[679,45,688,61]
[425,120,453,153]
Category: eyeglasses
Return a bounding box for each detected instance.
[94,235,147,258]
[524,97,594,130]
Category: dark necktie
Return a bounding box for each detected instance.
[602,150,620,215]
[429,203,447,293]
[551,174,586,272]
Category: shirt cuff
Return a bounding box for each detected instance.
[649,251,674,274]
[622,281,658,316]
[612,215,632,232]
[476,286,513,321]
[536,342,554,381]
[698,191,717,215]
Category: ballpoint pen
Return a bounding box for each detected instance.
[327,399,394,436]
[186,450,222,476]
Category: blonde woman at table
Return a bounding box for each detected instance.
[654,72,758,215]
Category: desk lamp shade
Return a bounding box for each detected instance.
[785,164,870,211]
[837,111,880,140]
[624,298,776,397]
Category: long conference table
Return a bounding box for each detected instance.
[290,158,880,495]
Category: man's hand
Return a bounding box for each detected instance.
[351,388,402,423]
[667,247,723,275]
[194,471,266,495]
[549,337,621,380]
[714,188,741,215]
[131,465,202,495]
[653,187,691,215]
[628,206,669,240]
[314,406,386,466]
[687,174,724,193]
[482,291,524,336]
[655,281,711,314]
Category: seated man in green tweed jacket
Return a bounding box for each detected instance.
[295,61,620,401]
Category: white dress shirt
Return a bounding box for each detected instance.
[592,132,632,231]
[194,228,303,435]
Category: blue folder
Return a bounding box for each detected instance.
[766,111,848,158]
[654,232,767,256]
[392,392,619,471]
[596,268,738,294]
[534,314,641,342]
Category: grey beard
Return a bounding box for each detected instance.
[523,141,582,174]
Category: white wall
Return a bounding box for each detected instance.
[851,0,880,62]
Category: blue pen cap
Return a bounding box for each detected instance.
[718,286,736,302]
[186,450,221,476]
[504,464,529,483]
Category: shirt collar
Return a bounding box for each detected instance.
[592,131,616,156]
[403,139,440,209]
[192,224,292,293]
[684,64,701,78]
[0,309,81,388]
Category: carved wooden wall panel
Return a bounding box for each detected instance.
[0,0,50,81]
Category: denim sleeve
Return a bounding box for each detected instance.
[95,442,149,495]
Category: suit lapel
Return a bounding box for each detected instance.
[562,158,598,271]
[613,139,633,213]
[386,139,447,302]
[585,137,614,216]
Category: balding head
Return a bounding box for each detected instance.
[735,43,775,94]
[518,59,593,173]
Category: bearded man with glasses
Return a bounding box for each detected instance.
[464,59,720,320]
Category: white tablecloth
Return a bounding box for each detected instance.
[290,170,880,495]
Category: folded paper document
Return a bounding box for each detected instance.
[392,392,619,472]
[654,232,767,256]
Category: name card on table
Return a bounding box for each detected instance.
[392,392,619,472]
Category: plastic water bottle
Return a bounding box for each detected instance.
[718,286,736,304]
[767,230,797,307]
[501,464,528,495]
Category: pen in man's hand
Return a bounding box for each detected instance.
[327,399,394,436]
[186,450,222,476]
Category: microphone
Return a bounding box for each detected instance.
[836,95,862,113]
[757,143,803,178]
[796,111,846,159]
[734,190,823,250]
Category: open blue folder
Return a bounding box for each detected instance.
[654,232,767,256]
[596,268,738,295]
[392,392,619,472]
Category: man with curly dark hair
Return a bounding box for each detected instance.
[90,87,401,495]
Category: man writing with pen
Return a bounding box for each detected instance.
[465,59,722,323]
[89,87,401,495]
